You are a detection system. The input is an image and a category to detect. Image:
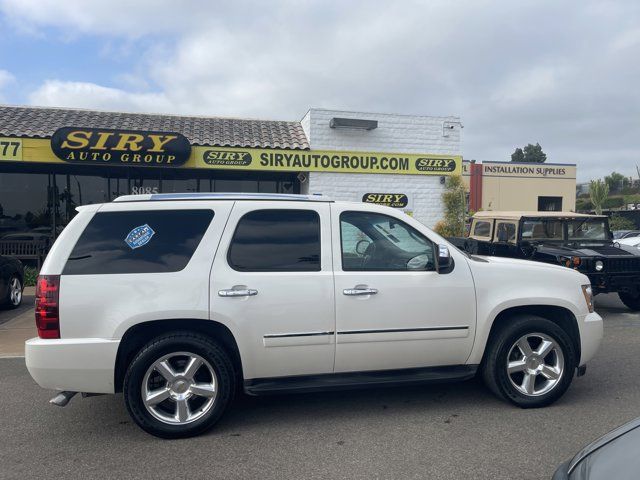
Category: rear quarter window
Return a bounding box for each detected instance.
[63,209,214,275]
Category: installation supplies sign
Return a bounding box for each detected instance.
[50,127,191,166]
[195,146,461,176]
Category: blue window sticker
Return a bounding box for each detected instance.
[125,224,155,249]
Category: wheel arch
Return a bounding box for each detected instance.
[114,319,243,393]
[481,305,581,366]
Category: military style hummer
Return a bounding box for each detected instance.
[449,211,640,310]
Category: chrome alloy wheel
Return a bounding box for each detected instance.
[9,277,21,306]
[142,352,218,425]
[506,333,564,397]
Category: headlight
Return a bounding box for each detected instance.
[595,260,604,272]
[582,284,594,313]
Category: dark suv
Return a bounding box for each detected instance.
[450,211,640,310]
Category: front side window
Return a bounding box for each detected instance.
[521,220,563,240]
[63,209,214,275]
[228,209,320,272]
[473,220,492,238]
[340,211,434,271]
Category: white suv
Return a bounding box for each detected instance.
[26,193,603,438]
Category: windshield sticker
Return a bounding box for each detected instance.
[125,224,155,249]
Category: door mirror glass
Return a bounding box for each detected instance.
[355,239,371,255]
[436,244,452,272]
[407,254,430,270]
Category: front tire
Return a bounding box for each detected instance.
[482,315,577,408]
[618,291,640,311]
[124,332,235,439]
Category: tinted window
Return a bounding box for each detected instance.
[228,209,320,271]
[340,211,434,271]
[473,221,492,237]
[63,210,214,275]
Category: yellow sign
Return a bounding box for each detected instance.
[195,146,461,176]
[0,137,462,176]
[0,137,22,161]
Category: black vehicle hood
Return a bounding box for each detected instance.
[534,243,640,258]
[568,417,640,480]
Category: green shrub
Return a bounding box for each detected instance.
[623,194,640,205]
[23,266,38,287]
[437,175,467,237]
[575,199,593,212]
[609,214,636,231]
[603,196,625,209]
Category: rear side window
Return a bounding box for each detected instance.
[228,209,320,271]
[473,220,492,238]
[63,210,214,275]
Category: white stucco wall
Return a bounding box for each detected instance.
[302,109,462,227]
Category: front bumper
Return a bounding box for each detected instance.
[578,312,603,366]
[587,272,640,294]
[25,337,119,394]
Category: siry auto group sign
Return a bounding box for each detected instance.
[50,127,191,166]
[6,131,461,176]
[197,146,461,176]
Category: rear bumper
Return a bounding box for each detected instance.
[25,338,119,394]
[578,312,603,366]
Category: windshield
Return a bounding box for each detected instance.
[567,219,609,241]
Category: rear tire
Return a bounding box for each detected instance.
[124,332,235,439]
[618,291,640,311]
[481,315,577,408]
[1,275,22,310]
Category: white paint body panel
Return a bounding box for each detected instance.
[25,198,602,395]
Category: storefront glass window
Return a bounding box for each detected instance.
[0,173,51,241]
[161,178,198,193]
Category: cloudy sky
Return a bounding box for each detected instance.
[0,0,638,181]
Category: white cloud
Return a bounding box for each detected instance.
[28,80,172,113]
[0,69,15,101]
[490,66,562,106]
[610,27,640,51]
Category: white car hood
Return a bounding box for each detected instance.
[472,254,573,273]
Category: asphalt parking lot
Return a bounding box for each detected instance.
[0,294,639,480]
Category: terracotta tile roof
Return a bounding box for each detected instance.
[0,105,310,149]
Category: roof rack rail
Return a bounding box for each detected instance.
[113,192,332,203]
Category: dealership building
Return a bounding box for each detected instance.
[0,105,462,251]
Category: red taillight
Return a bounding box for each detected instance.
[35,275,60,339]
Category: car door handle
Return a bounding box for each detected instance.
[218,288,258,297]
[343,286,378,296]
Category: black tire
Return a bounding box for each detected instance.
[618,291,640,311]
[481,315,577,408]
[124,332,235,439]
[1,275,22,310]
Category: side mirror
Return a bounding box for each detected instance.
[436,244,453,272]
[355,239,370,255]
